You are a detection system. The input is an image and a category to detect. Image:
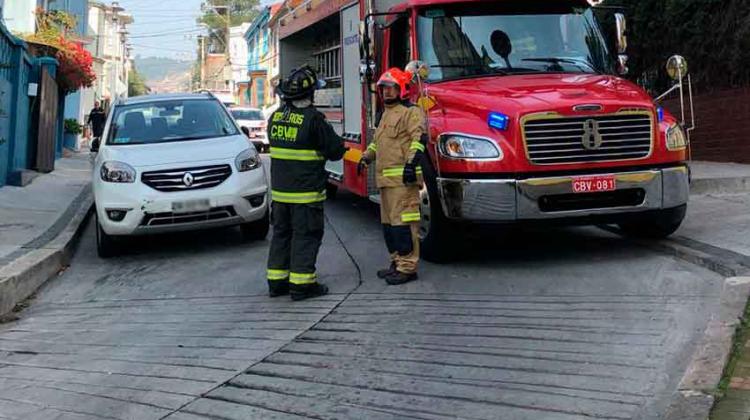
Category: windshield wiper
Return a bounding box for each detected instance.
[521,57,598,73]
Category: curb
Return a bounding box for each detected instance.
[691,177,750,196]
[662,277,750,420]
[0,184,93,317]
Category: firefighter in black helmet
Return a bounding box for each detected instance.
[266,65,347,301]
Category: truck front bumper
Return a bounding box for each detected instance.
[437,166,689,222]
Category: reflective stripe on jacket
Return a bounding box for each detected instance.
[267,104,346,202]
[362,102,426,188]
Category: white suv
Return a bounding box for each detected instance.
[93,93,269,257]
[229,107,268,152]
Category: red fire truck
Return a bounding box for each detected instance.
[277,0,693,261]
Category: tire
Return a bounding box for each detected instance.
[419,158,457,263]
[241,210,270,241]
[96,215,118,258]
[617,205,687,239]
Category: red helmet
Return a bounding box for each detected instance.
[377,68,413,99]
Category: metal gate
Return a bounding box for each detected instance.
[35,68,58,173]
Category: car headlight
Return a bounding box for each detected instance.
[666,124,688,151]
[439,134,502,159]
[100,161,136,183]
[235,148,261,172]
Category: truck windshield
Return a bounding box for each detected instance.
[417,5,613,82]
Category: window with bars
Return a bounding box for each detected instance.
[312,43,341,88]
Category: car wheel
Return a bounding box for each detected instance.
[241,210,270,241]
[96,214,118,258]
[618,205,687,239]
[419,158,458,263]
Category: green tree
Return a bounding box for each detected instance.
[198,0,261,53]
[128,66,149,97]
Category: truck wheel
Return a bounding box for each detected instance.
[419,160,456,263]
[96,214,118,258]
[617,205,686,239]
[241,210,270,241]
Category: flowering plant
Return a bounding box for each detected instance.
[56,38,96,94]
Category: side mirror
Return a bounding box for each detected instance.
[666,55,688,81]
[614,13,628,54]
[614,13,629,75]
[241,126,250,137]
[358,22,368,61]
[405,60,430,81]
[490,30,512,60]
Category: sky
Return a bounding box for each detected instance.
[118,0,276,60]
[118,0,204,60]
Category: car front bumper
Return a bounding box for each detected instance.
[437,165,689,222]
[94,163,268,236]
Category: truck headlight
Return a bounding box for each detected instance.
[100,161,136,183]
[235,148,261,172]
[439,134,502,159]
[666,124,688,151]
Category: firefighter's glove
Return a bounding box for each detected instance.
[403,162,418,185]
[357,157,370,176]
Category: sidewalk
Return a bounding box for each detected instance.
[0,152,93,316]
[672,162,750,420]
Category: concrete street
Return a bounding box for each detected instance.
[0,179,727,419]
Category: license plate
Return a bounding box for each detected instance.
[572,176,616,193]
[172,199,211,214]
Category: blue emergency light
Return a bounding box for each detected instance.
[488,112,509,130]
[657,107,664,122]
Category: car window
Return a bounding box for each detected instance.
[231,110,264,120]
[107,99,239,145]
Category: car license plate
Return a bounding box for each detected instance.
[172,199,211,214]
[572,176,616,193]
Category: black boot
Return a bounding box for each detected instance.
[290,282,329,301]
[377,262,397,279]
[385,271,418,286]
[268,281,289,298]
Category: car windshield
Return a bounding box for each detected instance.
[107,99,239,145]
[417,4,613,82]
[231,109,264,120]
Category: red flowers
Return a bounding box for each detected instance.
[56,37,96,94]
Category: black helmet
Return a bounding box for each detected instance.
[277,65,326,100]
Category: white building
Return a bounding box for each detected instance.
[1,0,36,34]
[82,1,133,112]
[229,23,251,104]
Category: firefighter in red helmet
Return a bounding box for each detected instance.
[358,68,426,285]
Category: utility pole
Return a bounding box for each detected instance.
[198,35,206,90]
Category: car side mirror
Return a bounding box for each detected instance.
[241,126,250,137]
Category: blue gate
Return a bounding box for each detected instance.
[0,21,33,187]
[0,22,13,186]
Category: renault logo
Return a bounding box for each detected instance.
[183,172,194,187]
[581,119,603,150]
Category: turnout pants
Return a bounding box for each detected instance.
[380,186,420,274]
[267,201,325,286]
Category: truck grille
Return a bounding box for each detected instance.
[141,165,232,192]
[523,113,653,165]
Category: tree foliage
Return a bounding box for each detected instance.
[198,0,261,53]
[605,0,750,93]
[128,66,149,97]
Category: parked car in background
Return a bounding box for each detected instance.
[92,93,269,258]
[230,107,269,152]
